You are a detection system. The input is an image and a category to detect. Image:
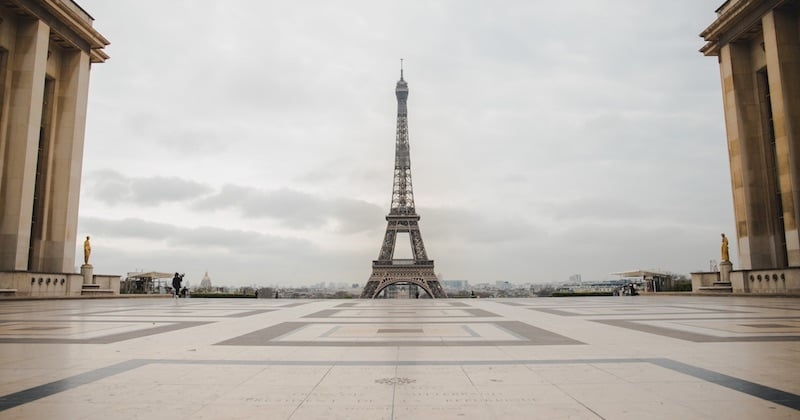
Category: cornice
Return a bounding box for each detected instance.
[8,0,109,62]
[699,0,785,56]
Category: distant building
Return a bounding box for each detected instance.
[611,270,671,292]
[569,274,582,283]
[199,271,212,289]
[441,280,469,291]
[383,284,416,299]
[558,280,629,294]
[698,0,800,293]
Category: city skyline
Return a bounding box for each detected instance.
[76,1,731,286]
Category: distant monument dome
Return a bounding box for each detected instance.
[199,271,212,289]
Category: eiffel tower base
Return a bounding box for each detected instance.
[361,265,446,299]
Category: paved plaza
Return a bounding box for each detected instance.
[0,296,798,419]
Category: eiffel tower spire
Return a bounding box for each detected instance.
[361,65,446,299]
[392,59,415,215]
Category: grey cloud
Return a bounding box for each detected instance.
[80,216,313,256]
[87,169,213,206]
[294,159,387,190]
[193,184,383,234]
[421,207,543,245]
[158,126,227,156]
[540,197,648,222]
[119,111,230,156]
[82,216,178,240]
[87,170,384,234]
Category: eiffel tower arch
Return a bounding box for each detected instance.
[361,64,446,299]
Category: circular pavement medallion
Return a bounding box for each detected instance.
[375,377,416,385]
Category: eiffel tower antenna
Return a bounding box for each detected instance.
[361,68,446,299]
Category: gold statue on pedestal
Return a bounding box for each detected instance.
[721,233,729,262]
[83,236,91,265]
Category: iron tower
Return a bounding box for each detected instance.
[361,65,446,299]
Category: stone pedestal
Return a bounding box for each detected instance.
[81,264,94,285]
[720,261,733,283]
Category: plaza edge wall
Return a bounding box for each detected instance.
[692,267,800,294]
[0,271,120,297]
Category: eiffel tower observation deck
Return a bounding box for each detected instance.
[361,64,446,299]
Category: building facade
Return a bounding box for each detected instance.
[0,0,111,297]
[697,0,800,293]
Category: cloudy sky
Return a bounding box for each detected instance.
[75,0,733,287]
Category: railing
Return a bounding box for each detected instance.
[372,259,433,266]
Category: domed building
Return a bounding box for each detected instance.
[199,271,212,290]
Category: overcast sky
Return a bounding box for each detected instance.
[75,0,733,287]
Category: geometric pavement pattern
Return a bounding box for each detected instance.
[0,296,798,419]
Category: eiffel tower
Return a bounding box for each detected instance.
[361,64,446,299]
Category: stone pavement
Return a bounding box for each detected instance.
[0,296,798,419]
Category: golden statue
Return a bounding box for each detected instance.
[83,236,91,265]
[720,233,729,262]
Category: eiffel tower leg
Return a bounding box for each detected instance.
[360,278,380,298]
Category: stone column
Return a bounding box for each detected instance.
[0,20,49,271]
[763,9,800,267]
[718,41,778,269]
[38,50,92,272]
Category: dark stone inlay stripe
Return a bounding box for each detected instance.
[228,309,276,318]
[531,307,752,317]
[79,309,275,318]
[303,309,339,318]
[303,308,500,318]
[0,321,210,344]
[740,323,793,328]
[13,326,67,331]
[0,359,148,412]
[216,322,304,345]
[727,304,800,312]
[530,307,585,316]
[594,319,800,343]
[281,301,315,308]
[669,305,755,313]
[650,358,800,410]
[498,321,582,345]
[465,308,500,317]
[214,321,582,347]
[1,357,798,412]
[377,329,423,333]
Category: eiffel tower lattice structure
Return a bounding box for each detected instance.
[361,65,446,299]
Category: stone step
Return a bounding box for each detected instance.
[81,290,115,296]
[81,285,114,296]
[697,286,733,293]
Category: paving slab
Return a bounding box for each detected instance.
[0,296,798,418]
